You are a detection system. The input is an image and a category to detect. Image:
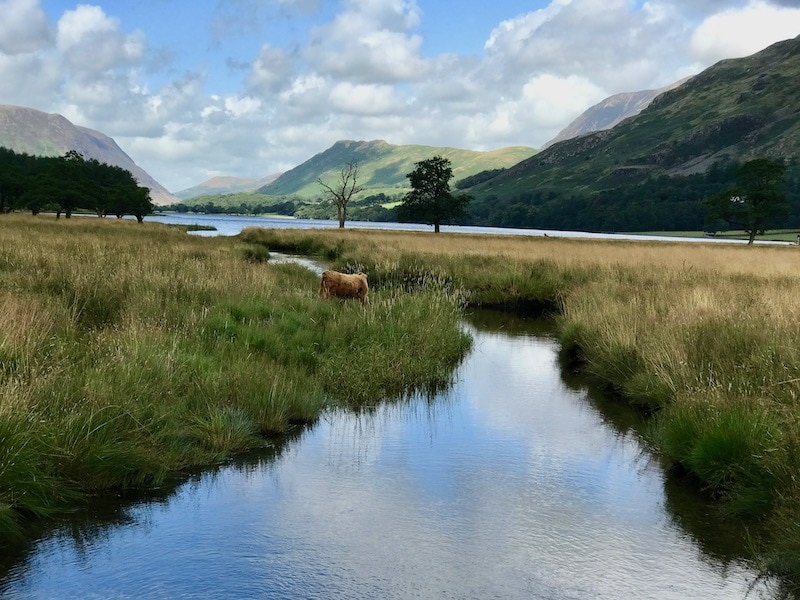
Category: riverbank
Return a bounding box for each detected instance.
[240,226,800,592]
[0,215,470,539]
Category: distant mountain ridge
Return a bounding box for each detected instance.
[175,174,282,200]
[542,79,688,149]
[0,105,176,205]
[259,139,537,197]
[467,35,800,202]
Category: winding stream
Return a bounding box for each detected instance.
[0,309,773,599]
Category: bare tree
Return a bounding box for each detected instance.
[318,159,364,228]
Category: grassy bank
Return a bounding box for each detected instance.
[241,226,800,591]
[637,228,800,243]
[0,215,470,538]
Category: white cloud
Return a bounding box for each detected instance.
[279,73,330,118]
[56,5,144,77]
[418,74,605,150]
[690,0,800,63]
[522,74,607,127]
[0,0,51,54]
[305,0,428,83]
[247,43,294,94]
[344,0,422,29]
[224,95,262,117]
[483,0,692,93]
[484,0,569,56]
[329,82,405,115]
[0,52,61,106]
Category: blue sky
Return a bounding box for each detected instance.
[2,0,800,193]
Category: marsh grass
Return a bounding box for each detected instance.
[318,289,471,405]
[0,215,469,539]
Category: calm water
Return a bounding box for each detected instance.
[0,312,773,599]
[146,212,775,244]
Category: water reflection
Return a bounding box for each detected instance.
[0,312,782,599]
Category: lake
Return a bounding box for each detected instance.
[146,212,775,244]
[0,310,773,599]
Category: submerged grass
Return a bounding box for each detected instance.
[0,215,470,540]
[240,226,800,590]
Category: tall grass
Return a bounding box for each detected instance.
[0,216,470,539]
[239,226,800,589]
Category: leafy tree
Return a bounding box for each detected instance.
[706,158,789,244]
[318,159,363,228]
[126,186,153,223]
[46,152,93,218]
[398,156,469,233]
[0,169,24,213]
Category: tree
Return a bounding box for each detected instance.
[0,147,28,213]
[129,186,154,223]
[398,156,469,233]
[318,159,363,228]
[86,160,153,220]
[706,158,789,244]
[47,152,94,218]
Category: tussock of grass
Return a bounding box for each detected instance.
[318,290,471,404]
[188,406,260,457]
[653,398,784,514]
[240,226,363,260]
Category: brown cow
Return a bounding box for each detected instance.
[319,270,369,305]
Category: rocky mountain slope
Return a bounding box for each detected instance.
[542,79,687,149]
[469,35,800,202]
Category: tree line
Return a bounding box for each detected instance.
[0,147,154,222]
[167,192,402,222]
[467,158,798,238]
[165,155,796,237]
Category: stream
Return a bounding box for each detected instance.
[0,308,772,599]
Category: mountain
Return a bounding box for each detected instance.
[0,105,176,205]
[468,35,800,204]
[175,174,282,200]
[258,139,537,198]
[541,79,688,149]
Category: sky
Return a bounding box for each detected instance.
[1,0,800,193]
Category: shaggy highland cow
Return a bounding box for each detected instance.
[319,270,369,305]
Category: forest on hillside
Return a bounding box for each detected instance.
[467,160,800,233]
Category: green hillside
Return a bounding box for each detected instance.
[465,35,800,230]
[259,139,536,197]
